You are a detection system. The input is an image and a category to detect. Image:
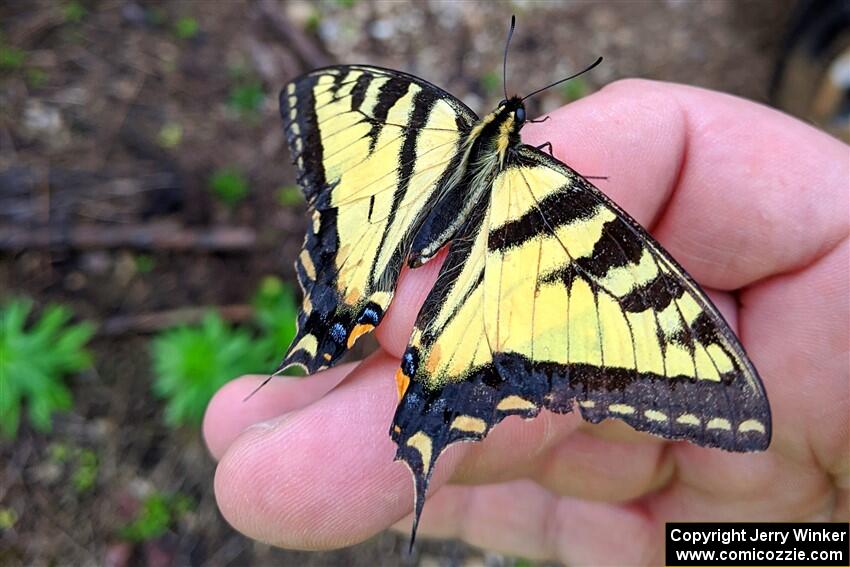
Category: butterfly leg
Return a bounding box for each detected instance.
[534,141,608,180]
[528,115,550,124]
[535,141,554,156]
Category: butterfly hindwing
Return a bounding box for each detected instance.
[391,145,771,527]
[279,65,478,373]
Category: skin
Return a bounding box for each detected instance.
[203,80,849,565]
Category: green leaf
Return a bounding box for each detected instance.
[62,1,87,24]
[151,311,269,427]
[157,122,182,148]
[0,396,21,439]
[119,493,171,542]
[277,185,304,207]
[252,276,299,371]
[150,276,304,428]
[173,17,199,39]
[118,492,194,542]
[228,81,264,114]
[135,254,156,273]
[47,442,72,463]
[0,298,94,438]
[305,11,321,34]
[208,167,249,206]
[480,70,501,97]
[0,507,18,529]
[26,68,48,89]
[0,46,26,71]
[72,448,98,492]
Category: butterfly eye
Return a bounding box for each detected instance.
[515,106,526,124]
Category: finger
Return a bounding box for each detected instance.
[522,79,686,229]
[213,351,468,550]
[649,445,834,522]
[740,240,849,477]
[395,480,659,565]
[453,422,673,503]
[648,241,849,523]
[374,248,446,358]
[524,79,849,290]
[203,363,356,460]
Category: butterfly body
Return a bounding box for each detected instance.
[278,60,771,546]
[409,95,525,267]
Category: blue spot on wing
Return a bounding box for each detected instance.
[330,322,347,344]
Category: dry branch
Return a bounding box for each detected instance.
[257,0,332,69]
[99,304,253,336]
[0,221,256,251]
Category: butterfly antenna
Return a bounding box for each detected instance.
[503,15,516,101]
[522,56,603,101]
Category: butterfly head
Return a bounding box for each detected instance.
[497,96,526,128]
[485,96,526,167]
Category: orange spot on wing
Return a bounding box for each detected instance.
[395,367,410,400]
[346,323,374,348]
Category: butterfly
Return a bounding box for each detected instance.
[275,16,771,548]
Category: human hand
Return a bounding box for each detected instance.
[203,80,849,565]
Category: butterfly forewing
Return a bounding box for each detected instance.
[279,65,477,373]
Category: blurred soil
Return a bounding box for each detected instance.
[0,1,795,566]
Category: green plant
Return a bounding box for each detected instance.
[150,277,302,426]
[173,16,199,39]
[62,1,87,23]
[252,276,299,371]
[276,185,303,206]
[480,70,501,97]
[157,122,182,148]
[134,254,156,274]
[305,10,321,34]
[46,442,99,492]
[0,298,94,438]
[0,507,17,529]
[71,448,98,492]
[25,68,48,88]
[118,492,193,542]
[228,81,264,114]
[152,312,268,426]
[208,167,249,206]
[47,441,72,463]
[0,46,26,72]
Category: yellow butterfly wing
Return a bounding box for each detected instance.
[392,145,771,533]
[279,65,477,373]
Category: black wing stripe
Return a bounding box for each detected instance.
[487,187,599,252]
[574,219,645,278]
[350,72,372,111]
[367,77,412,152]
